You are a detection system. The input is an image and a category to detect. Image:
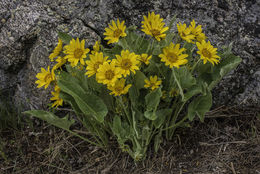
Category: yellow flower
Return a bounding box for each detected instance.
[115,50,139,77]
[137,53,152,65]
[107,78,132,96]
[144,75,162,91]
[189,20,207,42]
[35,66,55,89]
[159,43,188,68]
[196,40,220,65]
[196,33,207,43]
[91,41,100,54]
[85,52,109,77]
[64,38,90,67]
[177,22,195,43]
[53,56,67,70]
[50,85,63,108]
[49,39,63,62]
[96,60,122,86]
[141,12,169,41]
[104,19,127,44]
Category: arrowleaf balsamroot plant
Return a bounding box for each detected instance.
[25,12,241,161]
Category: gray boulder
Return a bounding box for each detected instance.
[0,0,259,110]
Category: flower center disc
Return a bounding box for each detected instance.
[44,73,52,82]
[74,49,83,59]
[167,52,178,63]
[113,29,122,37]
[94,62,101,72]
[115,87,123,93]
[202,49,212,58]
[151,29,160,37]
[105,70,115,80]
[121,59,132,70]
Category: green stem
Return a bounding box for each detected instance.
[172,68,184,99]
[74,114,105,147]
[120,38,132,51]
[191,59,201,73]
[118,96,132,127]
[146,39,155,54]
[68,129,104,148]
[162,115,188,131]
[166,99,187,139]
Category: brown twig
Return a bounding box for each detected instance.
[230,162,237,174]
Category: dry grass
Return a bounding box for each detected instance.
[0,105,259,174]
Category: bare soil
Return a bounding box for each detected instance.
[0,106,259,174]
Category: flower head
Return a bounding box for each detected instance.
[35,66,55,89]
[141,12,169,41]
[137,54,152,65]
[196,40,220,65]
[107,78,132,96]
[53,56,67,70]
[96,60,122,86]
[64,38,90,67]
[159,43,188,68]
[49,39,63,62]
[189,20,207,42]
[91,41,101,54]
[50,85,63,108]
[85,52,109,77]
[177,22,195,43]
[144,75,162,91]
[104,19,127,44]
[115,50,139,77]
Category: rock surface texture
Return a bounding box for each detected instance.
[0,0,259,110]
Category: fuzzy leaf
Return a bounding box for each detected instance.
[134,71,146,90]
[153,109,172,128]
[58,32,73,45]
[58,72,108,123]
[24,110,74,130]
[187,88,212,122]
[144,110,157,120]
[198,53,241,90]
[145,88,162,111]
[175,67,196,89]
[154,129,162,152]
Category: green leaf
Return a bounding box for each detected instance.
[142,125,151,145]
[58,32,73,45]
[134,71,146,90]
[144,110,157,120]
[175,67,196,89]
[112,116,132,143]
[144,88,162,120]
[154,129,162,153]
[187,88,212,122]
[164,33,175,46]
[172,67,196,101]
[152,44,162,55]
[153,109,172,128]
[138,38,150,54]
[99,86,114,111]
[24,110,74,130]
[59,92,82,114]
[198,53,241,90]
[58,72,108,123]
[183,81,207,101]
[166,14,177,34]
[127,25,137,31]
[145,88,162,111]
[128,84,140,108]
[112,116,123,137]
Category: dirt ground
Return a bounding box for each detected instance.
[0,106,259,174]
